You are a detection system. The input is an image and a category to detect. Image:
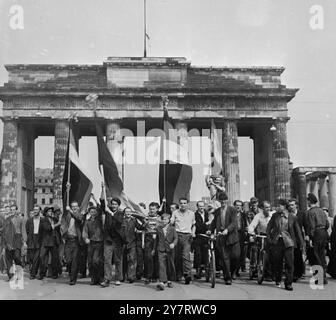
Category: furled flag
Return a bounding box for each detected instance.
[210,119,223,176]
[159,102,193,211]
[94,115,144,216]
[62,122,93,212]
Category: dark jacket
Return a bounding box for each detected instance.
[40,217,58,247]
[194,210,209,235]
[210,206,239,245]
[266,211,304,248]
[82,215,104,242]
[121,217,144,249]
[61,209,83,242]
[155,224,178,253]
[25,217,42,249]
[100,199,124,245]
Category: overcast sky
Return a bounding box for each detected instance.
[0,0,335,204]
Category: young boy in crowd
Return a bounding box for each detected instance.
[82,206,104,286]
[121,207,144,283]
[155,213,178,290]
[143,202,161,284]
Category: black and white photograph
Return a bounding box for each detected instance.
[0,0,335,307]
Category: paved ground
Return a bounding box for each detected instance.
[0,268,335,300]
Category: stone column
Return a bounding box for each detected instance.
[297,172,307,212]
[328,173,336,217]
[318,175,329,209]
[53,120,70,207]
[0,120,19,206]
[272,119,291,203]
[106,121,124,181]
[310,178,319,200]
[222,120,240,204]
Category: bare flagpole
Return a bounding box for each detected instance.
[144,0,147,57]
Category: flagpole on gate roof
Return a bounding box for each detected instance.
[144,0,147,58]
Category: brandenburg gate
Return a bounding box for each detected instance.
[0,57,298,214]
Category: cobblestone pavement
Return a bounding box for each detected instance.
[0,267,335,300]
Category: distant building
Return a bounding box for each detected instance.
[34,168,54,208]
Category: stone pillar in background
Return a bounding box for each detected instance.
[0,120,19,206]
[272,119,291,203]
[318,175,329,209]
[297,171,307,212]
[53,120,70,207]
[106,121,124,181]
[310,178,319,204]
[328,173,336,217]
[222,120,240,204]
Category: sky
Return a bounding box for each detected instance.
[0,0,335,204]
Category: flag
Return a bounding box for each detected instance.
[94,117,143,214]
[62,123,93,212]
[210,119,222,176]
[159,106,193,210]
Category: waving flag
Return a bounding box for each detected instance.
[159,104,193,210]
[62,122,93,212]
[94,116,143,214]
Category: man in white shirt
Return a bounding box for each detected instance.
[170,197,196,284]
[248,200,272,280]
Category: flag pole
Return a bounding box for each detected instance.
[66,119,72,207]
[100,164,108,211]
[144,0,147,57]
[161,95,169,214]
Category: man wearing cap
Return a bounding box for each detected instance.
[209,192,240,285]
[306,193,329,284]
[38,207,60,280]
[266,199,304,291]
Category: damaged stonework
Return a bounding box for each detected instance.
[0,121,18,206]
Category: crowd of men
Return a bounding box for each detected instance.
[0,188,335,292]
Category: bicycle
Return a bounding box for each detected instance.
[248,234,267,285]
[199,232,222,288]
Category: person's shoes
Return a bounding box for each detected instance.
[128,279,134,284]
[185,275,191,285]
[90,279,97,285]
[276,281,281,287]
[29,275,35,280]
[157,282,165,291]
[38,275,44,280]
[116,280,121,286]
[231,273,236,280]
[100,280,110,288]
[144,278,150,285]
[167,281,173,288]
[69,280,76,285]
[225,279,232,285]
[285,284,293,291]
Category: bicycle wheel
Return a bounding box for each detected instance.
[211,250,216,288]
[257,250,265,285]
